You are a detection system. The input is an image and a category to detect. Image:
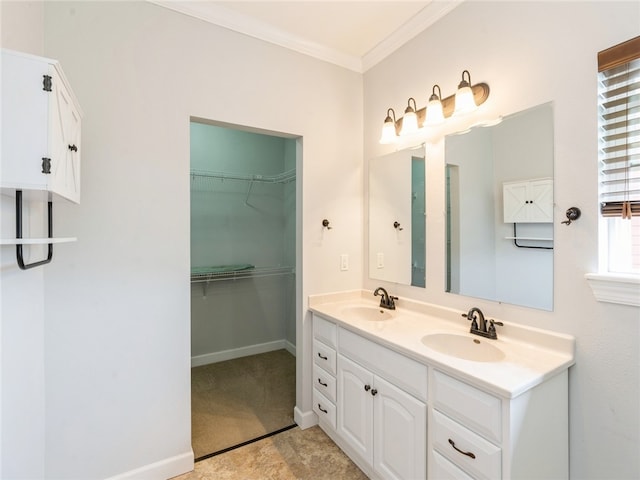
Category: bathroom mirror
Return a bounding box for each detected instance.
[445,102,554,310]
[369,146,426,287]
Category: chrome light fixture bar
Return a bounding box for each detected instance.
[379,70,490,144]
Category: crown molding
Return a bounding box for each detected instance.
[147,0,363,72]
[362,0,464,72]
[148,1,463,74]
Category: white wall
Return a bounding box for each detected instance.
[369,150,412,284]
[3,1,364,478]
[445,127,496,299]
[363,2,639,478]
[0,2,46,478]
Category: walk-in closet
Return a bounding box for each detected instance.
[189,120,297,459]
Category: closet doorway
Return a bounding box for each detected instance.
[189,119,298,460]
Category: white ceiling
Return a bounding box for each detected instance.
[148,1,463,72]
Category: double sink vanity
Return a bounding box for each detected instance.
[308,289,575,480]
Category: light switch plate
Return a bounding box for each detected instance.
[340,254,349,271]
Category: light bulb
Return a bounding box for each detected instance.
[454,70,478,116]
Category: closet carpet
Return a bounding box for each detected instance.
[191,349,296,459]
[174,425,368,480]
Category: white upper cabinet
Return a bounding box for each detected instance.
[1,49,82,203]
[503,178,553,223]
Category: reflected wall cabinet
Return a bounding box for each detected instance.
[503,178,553,223]
[1,49,82,203]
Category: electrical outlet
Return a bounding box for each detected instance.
[340,254,349,271]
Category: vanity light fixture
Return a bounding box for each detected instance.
[379,108,398,144]
[378,70,489,145]
[453,70,478,116]
[425,85,445,126]
[400,97,419,136]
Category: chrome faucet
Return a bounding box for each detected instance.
[464,307,503,340]
[373,287,398,310]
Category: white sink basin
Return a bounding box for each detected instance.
[340,305,393,321]
[421,333,505,362]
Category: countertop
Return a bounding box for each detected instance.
[309,290,575,399]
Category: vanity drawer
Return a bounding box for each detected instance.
[313,313,337,348]
[313,389,336,430]
[313,339,336,375]
[338,327,427,401]
[431,451,474,480]
[432,370,501,443]
[313,364,337,403]
[432,410,501,480]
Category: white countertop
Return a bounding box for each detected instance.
[309,290,575,399]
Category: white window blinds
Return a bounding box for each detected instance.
[598,37,640,218]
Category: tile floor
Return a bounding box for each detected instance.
[173,425,368,480]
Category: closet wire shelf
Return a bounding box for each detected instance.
[190,265,295,284]
[190,168,295,205]
[190,169,296,185]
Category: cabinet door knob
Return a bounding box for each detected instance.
[448,439,476,459]
[370,388,378,396]
[68,144,78,152]
[318,404,328,414]
[364,384,371,392]
[317,378,328,387]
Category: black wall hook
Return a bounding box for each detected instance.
[562,207,581,225]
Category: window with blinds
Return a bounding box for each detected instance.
[598,36,640,273]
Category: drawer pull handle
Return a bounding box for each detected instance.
[317,352,328,360]
[318,378,328,387]
[448,439,476,459]
[318,404,328,414]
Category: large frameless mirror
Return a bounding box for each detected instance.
[369,146,426,287]
[445,103,554,310]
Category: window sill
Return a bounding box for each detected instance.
[585,273,640,307]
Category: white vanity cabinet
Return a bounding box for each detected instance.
[338,354,426,480]
[312,315,338,430]
[503,178,552,223]
[429,369,568,479]
[1,49,82,203]
[312,312,427,480]
[310,308,571,480]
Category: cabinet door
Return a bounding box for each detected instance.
[373,375,426,480]
[49,65,81,203]
[527,179,553,222]
[503,182,529,223]
[337,355,374,465]
[1,51,49,192]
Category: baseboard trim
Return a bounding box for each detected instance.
[284,340,296,357]
[294,406,318,430]
[105,450,194,480]
[192,339,296,367]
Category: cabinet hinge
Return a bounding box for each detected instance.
[43,75,52,92]
[42,157,52,174]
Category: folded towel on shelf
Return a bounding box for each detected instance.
[191,264,255,276]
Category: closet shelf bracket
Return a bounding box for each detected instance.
[245,180,255,206]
